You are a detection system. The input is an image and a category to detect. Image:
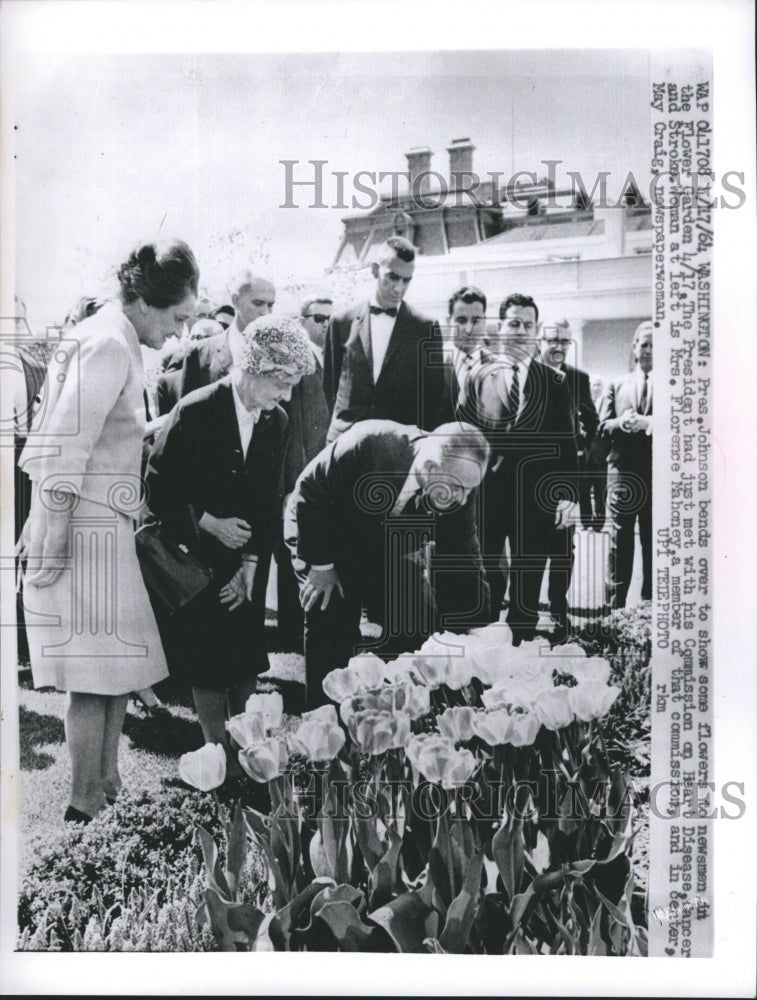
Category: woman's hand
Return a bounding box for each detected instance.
[24,500,71,588]
[219,567,246,611]
[199,512,252,549]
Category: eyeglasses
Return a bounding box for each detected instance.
[305,313,330,324]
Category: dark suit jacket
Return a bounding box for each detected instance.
[145,379,288,579]
[156,369,183,417]
[468,358,580,509]
[323,301,450,441]
[165,330,233,397]
[560,363,599,458]
[280,360,330,494]
[598,370,653,473]
[284,419,490,623]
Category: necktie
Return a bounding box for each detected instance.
[507,363,520,419]
[370,305,398,318]
[639,373,648,414]
[143,389,153,422]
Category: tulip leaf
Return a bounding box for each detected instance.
[423,937,447,953]
[314,901,375,951]
[202,887,237,951]
[509,884,537,930]
[242,808,290,909]
[268,880,333,951]
[227,902,266,943]
[438,845,485,954]
[354,815,384,873]
[368,827,402,910]
[368,891,434,953]
[203,888,264,951]
[492,820,524,903]
[428,846,452,913]
[197,825,232,901]
[513,929,538,955]
[224,803,247,898]
[588,906,607,956]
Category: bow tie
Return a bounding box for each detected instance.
[370,305,398,318]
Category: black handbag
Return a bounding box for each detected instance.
[135,509,213,613]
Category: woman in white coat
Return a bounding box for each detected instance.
[19,238,199,822]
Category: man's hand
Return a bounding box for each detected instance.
[619,408,647,432]
[629,413,652,434]
[200,513,252,549]
[300,567,344,612]
[554,499,578,530]
[24,505,71,588]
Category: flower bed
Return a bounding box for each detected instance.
[18,615,650,954]
[181,623,649,955]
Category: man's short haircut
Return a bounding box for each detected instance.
[633,319,654,346]
[376,235,416,266]
[213,304,235,319]
[498,293,539,323]
[228,269,272,298]
[432,422,491,467]
[448,285,487,317]
[300,297,334,317]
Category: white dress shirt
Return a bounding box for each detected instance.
[369,297,397,383]
[228,321,246,367]
[231,379,261,459]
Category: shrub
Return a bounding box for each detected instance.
[17,782,266,951]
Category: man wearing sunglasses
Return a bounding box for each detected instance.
[300,298,333,366]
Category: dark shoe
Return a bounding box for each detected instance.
[64,805,93,824]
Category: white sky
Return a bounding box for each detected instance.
[13,49,651,326]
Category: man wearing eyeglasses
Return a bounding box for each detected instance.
[299,298,333,366]
[537,318,599,642]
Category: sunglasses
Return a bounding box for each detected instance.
[306,313,330,324]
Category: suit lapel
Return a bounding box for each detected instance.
[376,301,409,382]
[216,381,244,459]
[352,304,374,384]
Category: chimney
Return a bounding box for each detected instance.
[405,146,434,196]
[447,137,475,186]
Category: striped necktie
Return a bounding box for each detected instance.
[507,363,520,419]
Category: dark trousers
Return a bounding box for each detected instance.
[547,524,576,625]
[298,553,436,711]
[605,468,652,608]
[480,465,555,643]
[274,529,304,650]
[582,457,608,530]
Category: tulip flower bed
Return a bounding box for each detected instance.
[184,624,649,955]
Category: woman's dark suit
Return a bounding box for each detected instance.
[145,378,288,688]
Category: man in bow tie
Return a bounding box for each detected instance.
[284,420,490,708]
[598,320,654,609]
[323,236,451,442]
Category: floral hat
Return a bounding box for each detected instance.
[235,314,316,379]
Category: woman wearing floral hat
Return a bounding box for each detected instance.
[145,314,315,772]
